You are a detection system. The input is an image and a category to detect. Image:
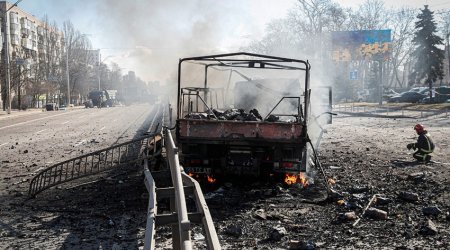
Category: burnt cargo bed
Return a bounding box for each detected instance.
[177,119,304,143]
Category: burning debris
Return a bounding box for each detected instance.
[284,172,309,187]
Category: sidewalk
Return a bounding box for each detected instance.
[0,108,45,119]
[0,106,85,119]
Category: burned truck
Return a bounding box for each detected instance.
[175,52,331,184]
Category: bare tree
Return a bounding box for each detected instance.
[347,0,389,30]
[386,8,416,88]
[62,20,93,105]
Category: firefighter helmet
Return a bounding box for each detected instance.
[414,124,424,134]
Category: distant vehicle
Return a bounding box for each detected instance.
[382,89,398,101]
[84,100,94,108]
[408,87,428,93]
[88,89,118,107]
[45,103,58,111]
[388,91,427,103]
[420,87,450,103]
[356,89,370,102]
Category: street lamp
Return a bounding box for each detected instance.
[3,0,24,114]
[97,50,112,91]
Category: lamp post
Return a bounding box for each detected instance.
[3,0,23,114]
[97,50,112,91]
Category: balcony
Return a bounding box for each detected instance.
[10,35,20,45]
[10,12,19,24]
[21,38,33,49]
[21,28,30,36]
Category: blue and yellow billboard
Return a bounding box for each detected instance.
[331,30,391,61]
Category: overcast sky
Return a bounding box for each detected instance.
[15,0,450,82]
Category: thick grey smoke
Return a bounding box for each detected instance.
[91,0,256,83]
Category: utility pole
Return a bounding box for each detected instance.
[66,47,70,106]
[447,33,450,84]
[98,50,101,90]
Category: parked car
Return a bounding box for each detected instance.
[388,91,427,103]
[84,100,94,108]
[356,89,370,102]
[408,87,428,93]
[421,87,450,103]
[45,103,58,111]
[382,89,399,101]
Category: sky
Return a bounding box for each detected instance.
[14,0,450,83]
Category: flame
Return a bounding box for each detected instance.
[188,172,194,177]
[207,175,216,184]
[284,172,308,187]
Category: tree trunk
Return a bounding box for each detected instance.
[17,66,21,110]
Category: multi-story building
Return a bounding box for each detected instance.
[1,1,64,109]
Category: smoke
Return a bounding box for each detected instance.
[90,0,257,83]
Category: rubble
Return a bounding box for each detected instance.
[268,225,286,241]
[420,220,438,236]
[375,196,391,205]
[254,209,267,220]
[289,239,316,250]
[399,191,419,202]
[365,207,388,220]
[224,225,242,237]
[422,206,442,216]
[1,112,450,249]
[183,108,292,122]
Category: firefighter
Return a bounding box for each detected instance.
[407,124,435,162]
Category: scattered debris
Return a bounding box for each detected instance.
[289,239,315,250]
[365,207,388,220]
[352,194,380,227]
[420,220,438,235]
[224,225,242,237]
[399,191,419,202]
[268,225,286,241]
[375,196,391,205]
[254,209,267,220]
[422,206,442,216]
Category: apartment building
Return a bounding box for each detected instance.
[1,1,64,109]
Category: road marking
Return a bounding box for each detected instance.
[61,121,69,124]
[0,143,7,147]
[0,110,84,131]
[74,139,87,147]
[100,126,106,131]
[36,129,47,134]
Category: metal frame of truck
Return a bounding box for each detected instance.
[175,52,313,181]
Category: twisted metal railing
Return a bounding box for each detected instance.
[29,134,161,197]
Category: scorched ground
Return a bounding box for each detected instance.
[0,110,449,249]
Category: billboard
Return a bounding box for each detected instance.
[331,30,391,61]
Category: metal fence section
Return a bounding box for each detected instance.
[29,135,160,197]
[333,104,450,118]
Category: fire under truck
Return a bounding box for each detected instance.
[175,52,332,184]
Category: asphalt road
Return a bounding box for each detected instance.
[0,103,161,195]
